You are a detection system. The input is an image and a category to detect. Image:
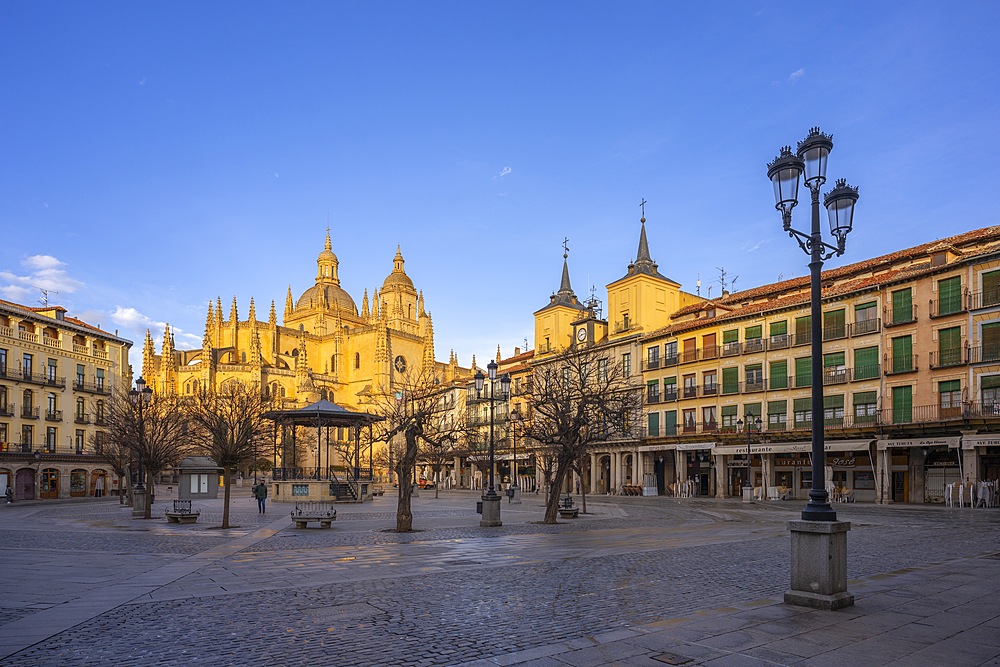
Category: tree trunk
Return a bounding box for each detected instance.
[395,428,418,532]
[543,456,572,524]
[221,470,232,528]
[118,474,126,505]
[143,468,153,519]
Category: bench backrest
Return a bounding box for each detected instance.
[173,499,192,513]
[293,501,336,516]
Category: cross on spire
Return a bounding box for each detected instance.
[562,237,570,259]
[640,197,647,219]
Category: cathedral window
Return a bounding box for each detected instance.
[355,353,360,369]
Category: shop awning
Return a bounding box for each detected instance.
[713,439,873,456]
[876,436,960,451]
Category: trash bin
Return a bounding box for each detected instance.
[476,501,483,514]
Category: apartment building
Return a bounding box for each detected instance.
[0,299,132,500]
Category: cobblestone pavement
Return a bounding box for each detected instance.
[1,492,998,666]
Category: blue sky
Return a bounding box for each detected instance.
[2,2,999,373]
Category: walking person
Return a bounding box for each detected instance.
[5,484,13,504]
[253,480,267,514]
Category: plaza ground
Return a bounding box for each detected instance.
[0,488,998,666]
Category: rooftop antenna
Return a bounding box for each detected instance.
[696,274,701,297]
[38,288,59,307]
[716,267,738,296]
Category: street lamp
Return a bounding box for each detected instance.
[768,127,858,522]
[474,360,510,527]
[128,376,153,493]
[509,408,523,504]
[737,415,761,502]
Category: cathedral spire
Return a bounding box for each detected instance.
[284,286,294,321]
[269,300,277,327]
[362,289,370,320]
[496,345,501,363]
[204,300,214,347]
[248,297,256,325]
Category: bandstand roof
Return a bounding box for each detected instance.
[263,399,383,427]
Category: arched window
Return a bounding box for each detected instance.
[331,355,336,372]
[280,386,286,397]
[241,352,246,363]
[354,353,360,369]
[96,400,105,422]
[76,397,85,418]
[23,389,33,410]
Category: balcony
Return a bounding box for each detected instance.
[94,416,108,426]
[646,392,661,405]
[884,305,917,328]
[681,419,719,435]
[851,318,881,336]
[75,413,90,424]
[769,375,792,391]
[74,378,110,395]
[929,348,967,369]
[662,389,678,403]
[18,370,67,389]
[662,355,679,367]
[702,383,718,397]
[968,346,1000,365]
[794,374,811,388]
[822,325,847,342]
[722,342,742,357]
[930,298,966,319]
[851,364,881,381]
[885,355,919,375]
[969,289,1000,311]
[768,334,790,350]
[742,379,765,393]
[0,403,13,417]
[643,358,661,371]
[743,338,764,354]
[42,335,62,349]
[822,368,849,385]
[45,409,63,422]
[791,332,812,347]
[682,385,698,399]
[701,345,720,360]
[679,350,699,364]
[21,406,39,419]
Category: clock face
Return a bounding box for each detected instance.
[393,355,407,373]
[577,327,587,341]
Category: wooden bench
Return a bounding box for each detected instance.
[291,501,337,528]
[165,499,200,524]
[557,495,579,518]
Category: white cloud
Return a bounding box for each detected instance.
[110,306,165,330]
[493,166,512,181]
[788,68,805,84]
[745,239,770,253]
[0,255,84,302]
[110,306,201,349]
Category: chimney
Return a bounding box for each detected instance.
[514,347,521,356]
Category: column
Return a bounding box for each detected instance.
[590,452,599,495]
[714,454,727,499]
[635,450,643,488]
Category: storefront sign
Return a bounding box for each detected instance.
[674,441,716,451]
[877,436,960,450]
[775,458,811,467]
[961,436,1000,450]
[713,439,872,456]
[638,443,677,452]
[830,457,857,467]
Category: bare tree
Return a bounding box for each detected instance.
[187,380,274,528]
[101,385,193,519]
[521,346,642,524]
[92,431,129,505]
[365,369,454,531]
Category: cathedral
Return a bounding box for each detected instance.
[141,232,469,411]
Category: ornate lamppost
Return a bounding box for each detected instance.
[509,408,523,504]
[768,127,858,610]
[737,414,761,502]
[474,360,510,527]
[128,376,153,518]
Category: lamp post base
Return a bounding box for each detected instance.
[509,485,521,504]
[742,484,754,503]
[131,488,147,519]
[480,494,502,527]
[784,520,854,610]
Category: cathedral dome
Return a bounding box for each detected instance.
[295,284,358,315]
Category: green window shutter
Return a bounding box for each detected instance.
[647,412,659,437]
[793,398,812,427]
[823,394,844,409]
[721,405,737,417]
[795,357,812,387]
[853,346,879,380]
[938,276,962,315]
[938,326,962,365]
[984,323,1000,362]
[892,288,912,323]
[982,375,1000,391]
[892,385,913,423]
[824,309,846,338]
[743,402,761,418]
[664,410,677,435]
[855,301,876,315]
[983,270,1000,307]
[722,329,738,343]
[853,391,877,406]
[769,360,788,389]
[939,379,961,393]
[722,367,739,394]
[767,400,786,414]
[823,352,845,367]
[853,390,877,423]
[745,325,762,339]
[892,336,913,372]
[769,320,787,337]
[795,315,811,341]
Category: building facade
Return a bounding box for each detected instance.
[0,299,132,500]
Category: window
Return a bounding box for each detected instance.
[681,338,697,363]
[768,400,787,430]
[47,359,57,381]
[76,397,85,419]
[745,325,763,352]
[96,400,105,423]
[76,364,85,387]
[722,367,739,394]
[823,352,846,384]
[702,333,717,359]
[745,364,763,391]
[723,329,739,343]
[769,320,789,347]
[795,356,811,387]
[664,342,677,364]
[853,346,880,380]
[46,426,56,452]
[769,360,788,389]
[23,389,33,410]
[982,376,1000,413]
[622,353,631,377]
[983,269,1000,307]
[47,392,57,417]
[939,380,962,418]
[745,325,762,340]
[683,409,697,432]
[664,410,677,436]
[891,336,913,373]
[355,353,361,369]
[702,406,717,430]
[854,302,878,335]
[23,353,33,377]
[647,380,660,403]
[892,385,913,424]
[823,309,846,340]
[0,348,6,374]
[598,359,608,383]
[853,391,878,424]
[793,398,812,428]
[984,323,1000,363]
[190,474,209,494]
[824,395,844,426]
[75,429,84,454]
[938,276,962,315]
[854,470,876,490]
[794,316,812,344]
[21,424,33,447]
[891,288,913,324]
[663,376,677,401]
[722,405,738,430]
[647,412,659,437]
[703,370,717,395]
[683,374,697,399]
[743,403,761,420]
[647,346,660,369]
[937,326,963,366]
[95,368,104,391]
